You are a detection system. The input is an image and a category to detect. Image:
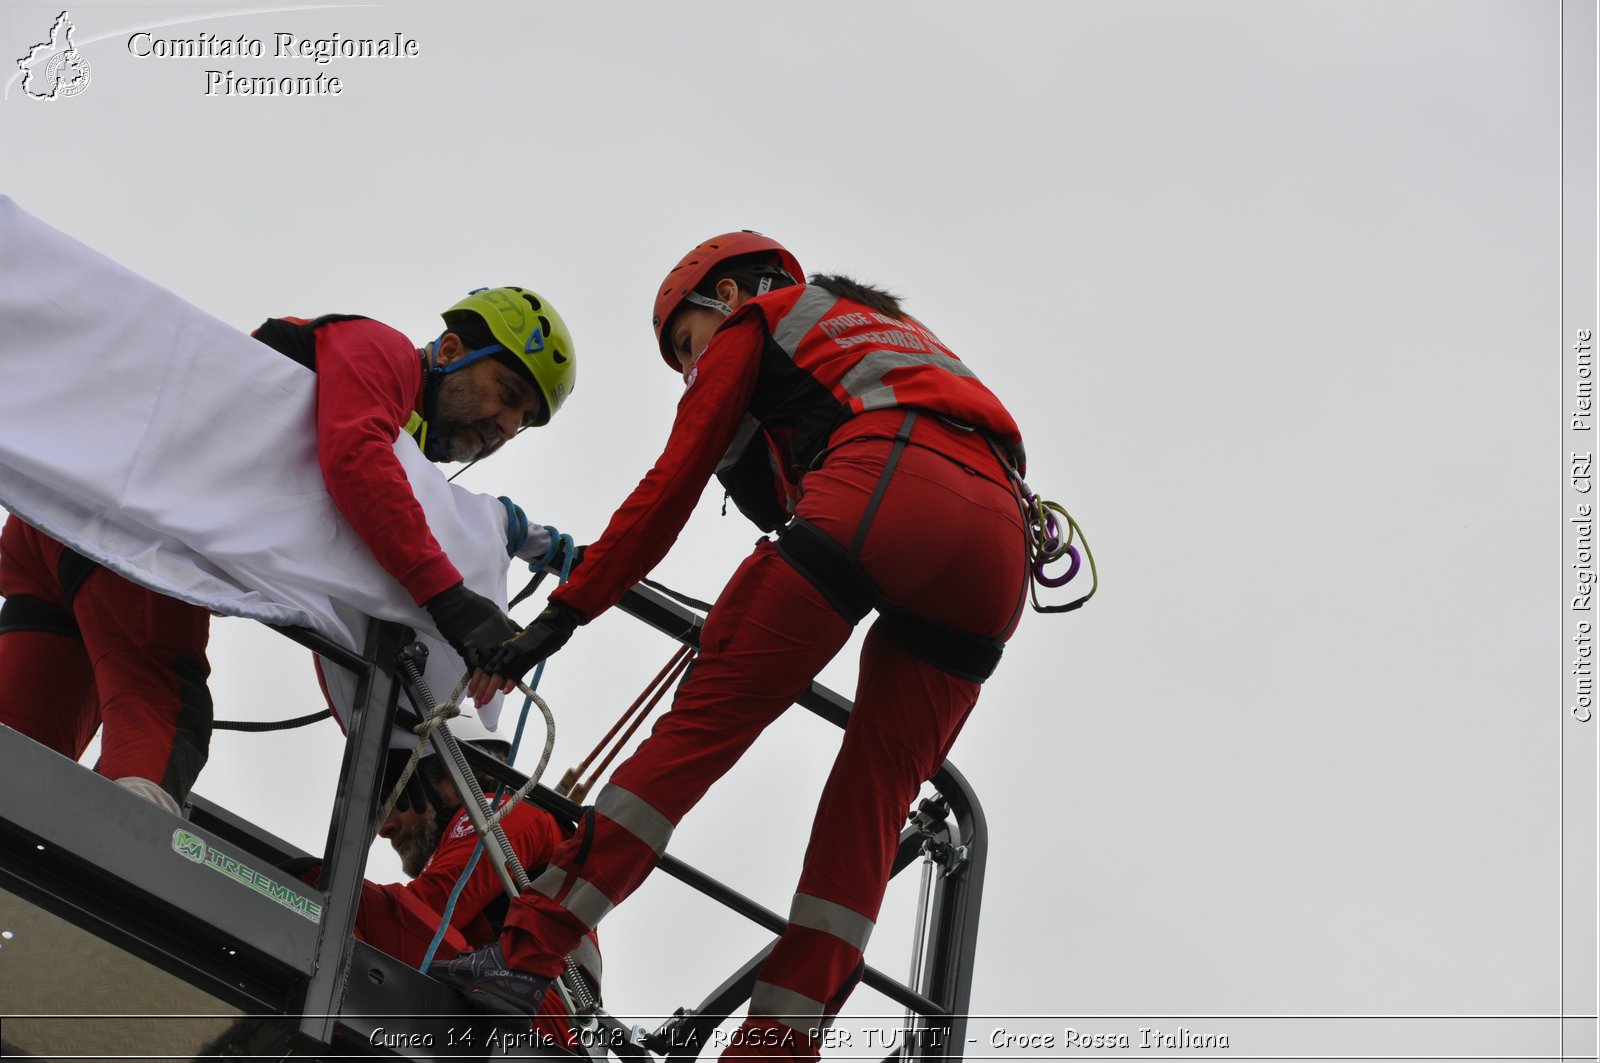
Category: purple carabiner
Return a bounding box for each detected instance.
[1035,544,1081,588]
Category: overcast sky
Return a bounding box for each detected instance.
[0,2,1590,1059]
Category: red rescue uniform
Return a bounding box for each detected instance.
[0,516,212,801]
[271,315,465,604]
[501,285,1028,1058]
[356,797,602,1049]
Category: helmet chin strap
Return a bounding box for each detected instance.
[418,336,455,461]
[419,332,529,464]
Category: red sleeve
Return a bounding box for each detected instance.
[353,879,469,967]
[550,314,763,621]
[313,318,463,604]
[409,803,563,931]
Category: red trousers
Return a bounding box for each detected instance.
[0,516,212,802]
[503,414,1026,1057]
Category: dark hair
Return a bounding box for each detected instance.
[443,304,539,388]
[444,314,494,351]
[419,740,512,793]
[694,259,907,324]
[808,273,905,319]
[695,251,800,305]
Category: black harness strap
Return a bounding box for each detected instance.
[877,605,1004,684]
[0,594,80,639]
[56,546,100,605]
[0,546,106,638]
[847,410,919,559]
[775,518,878,623]
[773,409,1005,683]
[573,806,598,868]
[250,313,371,371]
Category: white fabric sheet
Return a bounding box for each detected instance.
[0,195,510,736]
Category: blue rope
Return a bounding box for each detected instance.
[419,533,578,970]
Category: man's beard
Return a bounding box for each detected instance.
[430,379,505,463]
[392,812,444,878]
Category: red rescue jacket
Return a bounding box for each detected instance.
[711,285,1025,530]
[355,797,601,1048]
[551,284,1024,620]
[251,315,463,604]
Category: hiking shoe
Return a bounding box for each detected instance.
[428,942,552,1017]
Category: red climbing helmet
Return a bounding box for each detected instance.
[651,231,803,371]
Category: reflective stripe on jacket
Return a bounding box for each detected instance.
[713,285,1025,531]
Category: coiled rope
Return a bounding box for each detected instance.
[1023,490,1098,613]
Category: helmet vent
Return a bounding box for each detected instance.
[537,315,551,337]
[552,349,568,364]
[523,293,542,312]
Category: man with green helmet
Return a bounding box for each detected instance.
[252,285,577,671]
[0,286,576,815]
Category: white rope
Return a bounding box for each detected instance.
[372,673,469,830]
[372,672,558,835]
[486,681,556,832]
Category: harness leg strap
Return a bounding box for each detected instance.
[773,524,1005,684]
[876,605,1005,684]
[775,409,1004,682]
[0,594,81,639]
[774,518,878,624]
[56,545,101,605]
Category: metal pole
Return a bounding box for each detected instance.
[297,619,410,1046]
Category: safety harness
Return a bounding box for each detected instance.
[772,410,1010,684]
[0,542,100,638]
[771,406,1098,681]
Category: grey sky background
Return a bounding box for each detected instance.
[0,0,1581,1056]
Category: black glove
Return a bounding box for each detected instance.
[423,582,520,670]
[480,600,583,684]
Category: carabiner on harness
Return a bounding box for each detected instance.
[1022,490,1097,614]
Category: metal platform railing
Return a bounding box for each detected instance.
[0,580,986,1062]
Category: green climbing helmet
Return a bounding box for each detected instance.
[441,286,575,427]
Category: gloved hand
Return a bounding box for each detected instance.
[423,582,520,670]
[470,600,584,701]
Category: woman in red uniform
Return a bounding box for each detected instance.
[437,233,1030,1057]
